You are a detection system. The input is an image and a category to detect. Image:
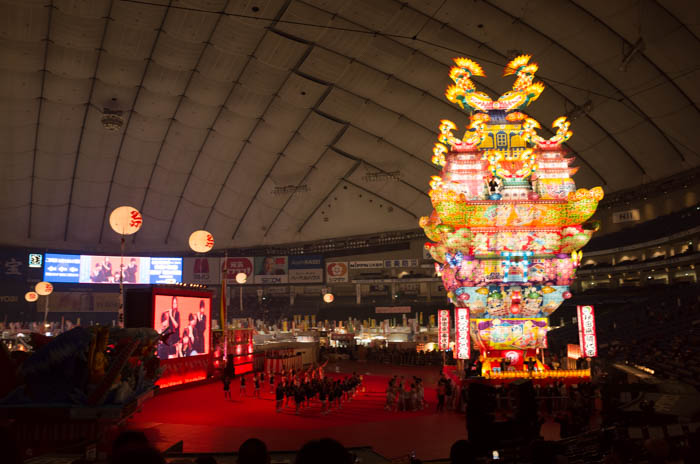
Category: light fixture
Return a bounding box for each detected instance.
[109,206,143,235]
[235,272,247,284]
[189,230,214,253]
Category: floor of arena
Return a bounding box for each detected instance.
[125,362,466,461]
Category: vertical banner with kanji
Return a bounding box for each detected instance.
[577,305,597,357]
[454,307,470,359]
[437,309,450,351]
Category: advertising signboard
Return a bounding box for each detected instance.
[577,305,598,357]
[438,309,450,351]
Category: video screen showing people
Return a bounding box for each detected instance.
[154,294,211,360]
[87,255,140,283]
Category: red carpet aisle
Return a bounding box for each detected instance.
[126,370,466,460]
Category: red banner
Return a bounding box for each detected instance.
[437,309,450,351]
[577,305,597,357]
[454,307,470,359]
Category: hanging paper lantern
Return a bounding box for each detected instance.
[109,206,143,235]
[323,293,334,303]
[235,272,247,284]
[25,291,39,302]
[35,281,54,296]
[189,230,215,253]
[562,291,572,299]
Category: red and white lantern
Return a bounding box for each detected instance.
[577,305,597,357]
[437,309,450,351]
[454,307,470,359]
[189,230,215,253]
[109,206,143,235]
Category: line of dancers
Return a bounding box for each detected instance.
[222,362,364,415]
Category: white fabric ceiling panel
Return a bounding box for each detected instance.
[106,183,147,214]
[234,185,281,239]
[66,204,103,243]
[199,130,246,162]
[225,85,273,118]
[133,88,179,118]
[0,38,44,71]
[334,126,378,158]
[0,125,35,153]
[54,0,110,18]
[282,133,328,166]
[40,100,84,129]
[351,101,401,137]
[0,1,48,42]
[316,87,364,122]
[181,172,223,208]
[403,93,465,133]
[43,73,90,104]
[396,53,450,97]
[47,45,98,80]
[103,22,158,61]
[95,53,146,87]
[185,73,232,107]
[167,199,209,247]
[277,72,329,108]
[32,176,71,206]
[113,157,155,190]
[0,98,38,127]
[50,7,104,49]
[296,111,345,147]
[156,140,202,175]
[125,112,171,142]
[152,33,203,71]
[36,123,80,154]
[212,108,259,142]
[70,180,109,208]
[118,135,163,166]
[31,204,68,240]
[337,0,401,32]
[248,121,294,154]
[110,1,167,29]
[0,151,32,180]
[210,16,266,56]
[611,124,678,179]
[297,47,352,85]
[255,31,309,70]
[263,97,310,132]
[142,62,191,96]
[337,62,391,101]
[0,70,42,98]
[267,155,310,187]
[384,118,434,161]
[0,177,30,208]
[372,77,424,116]
[275,1,334,44]
[91,80,138,112]
[197,46,248,82]
[175,98,221,129]
[146,164,189,196]
[358,36,414,77]
[238,59,291,94]
[138,201,174,240]
[34,150,75,180]
[162,7,219,44]
[346,169,424,213]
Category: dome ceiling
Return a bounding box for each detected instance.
[0,0,698,252]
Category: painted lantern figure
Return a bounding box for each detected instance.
[422,55,602,364]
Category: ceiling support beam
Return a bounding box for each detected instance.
[129,3,229,244]
[27,0,54,239]
[482,0,686,163]
[570,0,699,117]
[62,0,114,241]
[229,50,328,240]
[296,161,361,233]
[97,1,173,244]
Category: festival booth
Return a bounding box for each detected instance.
[264,348,303,373]
[421,55,601,384]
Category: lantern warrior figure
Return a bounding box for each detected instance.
[421,55,603,376]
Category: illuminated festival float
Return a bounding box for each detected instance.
[421,55,603,380]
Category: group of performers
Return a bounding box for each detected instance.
[385,375,426,412]
[221,360,364,415]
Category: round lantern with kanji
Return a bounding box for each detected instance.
[35,281,54,296]
[109,206,143,235]
[189,230,215,253]
[25,291,39,302]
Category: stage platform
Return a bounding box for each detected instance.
[124,362,466,462]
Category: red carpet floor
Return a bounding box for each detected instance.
[126,362,466,461]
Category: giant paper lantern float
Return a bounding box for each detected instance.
[189,230,215,253]
[109,206,143,235]
[421,56,602,364]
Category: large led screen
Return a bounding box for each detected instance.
[154,294,211,360]
[471,318,549,351]
[44,253,182,284]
